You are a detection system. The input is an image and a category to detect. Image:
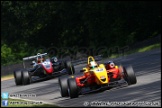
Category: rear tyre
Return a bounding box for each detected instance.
[123,66,137,85]
[58,77,69,97]
[14,70,22,85]
[68,78,78,98]
[22,70,30,85]
[65,61,75,75]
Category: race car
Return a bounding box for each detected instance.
[58,56,137,98]
[13,53,75,85]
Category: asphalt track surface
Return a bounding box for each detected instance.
[1,48,161,107]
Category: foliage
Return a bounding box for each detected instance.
[1,1,161,65]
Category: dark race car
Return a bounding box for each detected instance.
[13,53,75,85]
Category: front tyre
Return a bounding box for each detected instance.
[68,78,78,98]
[58,77,69,97]
[65,61,75,75]
[22,70,30,85]
[124,66,137,85]
[14,70,22,85]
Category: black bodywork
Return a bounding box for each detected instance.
[14,53,75,85]
[27,58,67,78]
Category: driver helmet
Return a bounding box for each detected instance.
[90,61,97,69]
[107,61,115,69]
[37,56,45,63]
[51,57,58,63]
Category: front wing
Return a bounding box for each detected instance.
[79,79,128,95]
[30,68,68,83]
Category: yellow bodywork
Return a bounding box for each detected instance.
[83,56,109,85]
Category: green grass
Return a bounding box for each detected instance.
[1,74,14,81]
[1,74,14,79]
[1,98,58,107]
[109,43,161,59]
[137,43,161,52]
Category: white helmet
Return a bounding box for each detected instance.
[90,61,97,69]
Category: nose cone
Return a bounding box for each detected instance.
[93,68,108,84]
[100,76,106,82]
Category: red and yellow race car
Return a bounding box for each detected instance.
[58,56,137,98]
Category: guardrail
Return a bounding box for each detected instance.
[1,34,160,76]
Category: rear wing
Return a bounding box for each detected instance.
[22,53,47,68]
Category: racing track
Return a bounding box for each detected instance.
[1,48,161,107]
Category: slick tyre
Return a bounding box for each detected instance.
[14,70,22,85]
[65,61,75,75]
[124,66,137,85]
[22,70,30,85]
[58,77,69,97]
[68,78,78,98]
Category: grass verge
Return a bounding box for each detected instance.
[1,74,14,81]
[109,43,161,59]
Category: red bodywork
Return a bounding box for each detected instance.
[75,64,121,87]
[39,61,54,74]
